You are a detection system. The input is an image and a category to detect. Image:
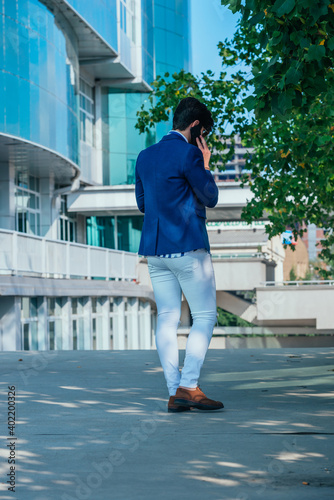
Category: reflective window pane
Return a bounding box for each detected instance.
[0,1,80,164]
[49,321,55,350]
[30,321,38,350]
[23,323,29,350]
[21,297,30,319]
[30,298,38,317]
[72,319,77,349]
[72,298,78,315]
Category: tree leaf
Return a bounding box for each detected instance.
[249,11,265,26]
[285,65,303,85]
[305,44,326,61]
[272,0,296,17]
[328,37,334,51]
[244,95,257,111]
[290,31,305,45]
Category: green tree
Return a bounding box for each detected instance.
[135,0,334,278]
[221,0,334,279]
[135,67,248,168]
[217,307,255,327]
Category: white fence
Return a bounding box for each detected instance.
[0,229,138,280]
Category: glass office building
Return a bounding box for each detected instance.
[102,0,191,187]
[1,0,184,351]
[0,0,80,164]
[153,0,191,139]
[88,0,191,251]
[66,0,118,52]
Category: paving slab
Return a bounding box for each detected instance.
[0,348,334,500]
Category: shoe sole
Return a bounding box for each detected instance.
[168,406,191,413]
[174,398,224,411]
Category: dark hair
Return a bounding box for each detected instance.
[172,97,214,132]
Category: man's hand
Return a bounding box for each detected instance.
[196,135,211,170]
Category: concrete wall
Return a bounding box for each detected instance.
[137,257,276,292]
[0,293,153,352]
[256,286,334,331]
[0,276,155,351]
[213,258,276,291]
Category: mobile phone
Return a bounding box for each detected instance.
[190,124,203,147]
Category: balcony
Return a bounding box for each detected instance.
[0,229,137,281]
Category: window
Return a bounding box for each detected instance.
[117,216,143,252]
[86,215,143,252]
[86,216,116,248]
[91,297,105,349]
[120,0,136,43]
[79,78,95,146]
[127,159,136,184]
[47,298,63,350]
[58,194,77,242]
[71,298,85,349]
[15,171,41,236]
[21,297,40,350]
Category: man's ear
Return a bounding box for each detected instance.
[190,119,200,128]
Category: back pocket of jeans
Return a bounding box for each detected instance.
[179,255,199,273]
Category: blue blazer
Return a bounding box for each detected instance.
[135,132,219,256]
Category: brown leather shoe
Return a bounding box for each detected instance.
[168,395,191,413]
[174,386,224,410]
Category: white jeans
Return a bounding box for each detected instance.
[147,249,217,396]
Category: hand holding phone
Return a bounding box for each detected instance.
[190,124,203,147]
[196,135,211,170]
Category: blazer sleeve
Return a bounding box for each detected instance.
[135,158,145,213]
[183,147,219,208]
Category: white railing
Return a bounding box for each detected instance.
[211,252,270,260]
[0,229,138,281]
[260,280,334,287]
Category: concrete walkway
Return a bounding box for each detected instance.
[0,348,333,500]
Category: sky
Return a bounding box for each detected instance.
[190,0,240,78]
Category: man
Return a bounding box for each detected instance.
[135,97,224,413]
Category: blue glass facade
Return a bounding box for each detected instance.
[154,0,191,78]
[102,89,155,185]
[141,0,154,85]
[0,0,80,164]
[67,0,118,52]
[154,0,191,139]
[87,215,144,253]
[104,0,190,185]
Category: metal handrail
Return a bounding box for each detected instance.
[260,280,334,287]
[212,252,270,260]
[0,229,138,280]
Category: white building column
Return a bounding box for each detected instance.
[114,297,125,350]
[0,297,21,350]
[0,161,15,230]
[139,300,151,349]
[128,298,139,349]
[83,297,92,350]
[40,174,56,238]
[62,297,72,350]
[37,297,48,350]
[101,296,110,350]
